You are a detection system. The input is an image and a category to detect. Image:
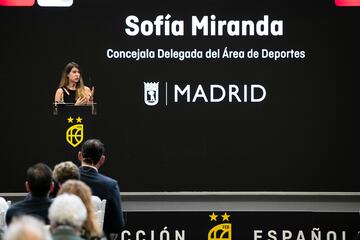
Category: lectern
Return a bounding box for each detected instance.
[53,102,97,116]
[52,102,98,163]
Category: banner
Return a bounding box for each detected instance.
[122,211,360,240]
[0,0,359,192]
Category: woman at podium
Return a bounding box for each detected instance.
[54,62,94,106]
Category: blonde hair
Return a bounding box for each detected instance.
[58,180,102,238]
[52,161,80,185]
[58,62,87,100]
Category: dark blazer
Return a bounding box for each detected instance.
[79,166,124,237]
[5,194,52,225]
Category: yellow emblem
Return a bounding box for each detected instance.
[208,212,232,240]
[66,123,84,147]
[208,224,232,240]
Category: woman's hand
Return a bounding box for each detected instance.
[84,86,94,103]
[74,96,88,106]
[89,86,95,102]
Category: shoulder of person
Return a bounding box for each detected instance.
[8,199,25,208]
[84,86,91,91]
[98,173,118,186]
[55,88,64,93]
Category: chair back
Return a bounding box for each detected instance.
[0,198,10,229]
[91,196,106,230]
[0,211,5,229]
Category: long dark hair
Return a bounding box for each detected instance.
[58,62,87,100]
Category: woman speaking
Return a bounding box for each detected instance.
[54,62,94,105]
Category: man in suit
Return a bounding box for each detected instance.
[5,163,54,225]
[78,139,124,239]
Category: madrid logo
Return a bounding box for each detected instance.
[144,82,159,106]
[208,212,232,240]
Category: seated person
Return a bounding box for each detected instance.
[2,215,51,240]
[48,193,87,240]
[78,139,124,238]
[58,180,103,239]
[50,161,80,198]
[5,163,54,225]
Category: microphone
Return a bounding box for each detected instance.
[88,76,93,89]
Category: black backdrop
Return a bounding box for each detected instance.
[0,0,359,192]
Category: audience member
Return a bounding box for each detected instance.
[3,215,51,240]
[53,161,80,186]
[5,163,54,225]
[58,180,103,239]
[78,139,124,239]
[50,161,80,198]
[49,193,87,240]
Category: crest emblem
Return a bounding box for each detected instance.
[208,212,232,240]
[144,82,159,106]
[66,116,84,147]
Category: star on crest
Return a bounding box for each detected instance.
[209,212,218,221]
[67,117,74,123]
[221,212,230,221]
[76,117,82,123]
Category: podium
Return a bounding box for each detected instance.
[53,102,97,116]
[51,103,98,164]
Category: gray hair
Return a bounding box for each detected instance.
[49,193,87,228]
[3,215,51,240]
